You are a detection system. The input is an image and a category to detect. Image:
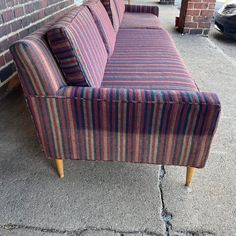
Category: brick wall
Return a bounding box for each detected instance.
[0,0,75,88]
[178,0,215,35]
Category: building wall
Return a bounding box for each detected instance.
[0,0,75,88]
[178,0,215,35]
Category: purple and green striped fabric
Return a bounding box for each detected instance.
[46,6,108,87]
[113,0,125,23]
[27,87,220,168]
[122,5,160,29]
[102,28,197,91]
[10,3,221,171]
[86,0,116,57]
[125,4,159,17]
[10,23,66,96]
[100,0,120,32]
[121,12,161,29]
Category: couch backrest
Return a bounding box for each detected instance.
[10,23,66,96]
[86,0,116,57]
[113,0,125,23]
[100,0,120,32]
[46,6,108,88]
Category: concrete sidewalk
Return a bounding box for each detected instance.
[0,4,236,236]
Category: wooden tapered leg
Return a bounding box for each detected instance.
[185,167,195,186]
[128,0,131,4]
[56,159,64,178]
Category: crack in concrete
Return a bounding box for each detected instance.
[78,227,162,236]
[158,165,173,236]
[0,224,162,236]
[157,167,216,236]
[176,230,216,236]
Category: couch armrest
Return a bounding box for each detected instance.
[27,87,220,167]
[57,86,220,136]
[125,4,159,17]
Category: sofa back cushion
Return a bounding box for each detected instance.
[10,22,67,96]
[113,0,125,23]
[86,0,116,57]
[46,6,108,87]
[100,0,120,33]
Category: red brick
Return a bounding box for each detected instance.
[6,0,14,7]
[4,51,13,63]
[8,34,19,45]
[194,3,209,9]
[11,20,22,31]
[39,0,48,8]
[185,16,192,22]
[190,0,202,3]
[188,2,194,9]
[0,1,7,10]
[14,6,24,18]
[38,9,45,19]
[0,15,3,25]
[2,9,14,23]
[21,15,31,27]
[186,9,200,16]
[24,3,34,14]
[0,0,74,85]
[200,9,214,16]
[183,28,190,33]
[203,0,215,3]
[0,55,5,67]
[198,22,211,28]
[185,22,198,28]
[0,24,11,36]
[0,39,10,53]
[193,16,211,22]
[209,3,215,9]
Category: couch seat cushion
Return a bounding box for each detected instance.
[86,0,116,57]
[102,28,198,91]
[46,6,107,87]
[120,12,162,29]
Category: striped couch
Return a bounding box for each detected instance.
[10,0,221,186]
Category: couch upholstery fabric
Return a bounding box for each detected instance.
[86,0,116,57]
[102,29,198,91]
[10,23,66,96]
[100,0,120,32]
[125,4,159,17]
[26,87,220,168]
[113,0,125,23]
[46,6,107,87]
[10,1,221,169]
[120,12,161,29]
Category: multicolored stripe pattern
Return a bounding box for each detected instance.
[46,6,108,88]
[113,0,125,23]
[10,23,66,96]
[10,2,221,170]
[121,12,161,29]
[103,28,197,91]
[27,87,221,168]
[100,0,120,32]
[125,4,159,17]
[86,0,116,57]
